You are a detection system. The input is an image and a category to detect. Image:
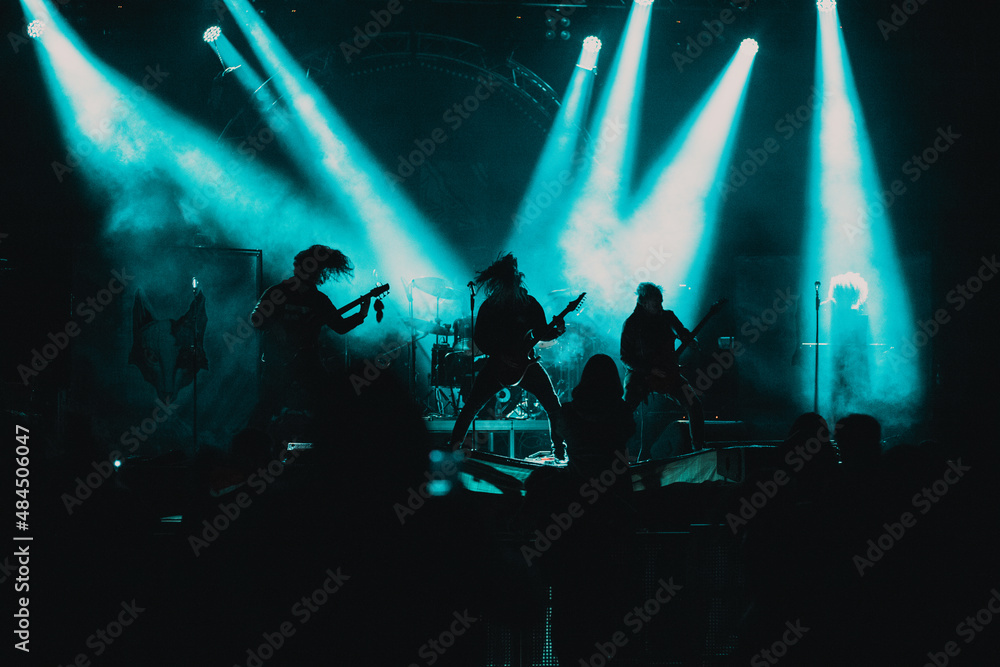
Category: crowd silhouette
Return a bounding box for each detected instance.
[35,341,998,665]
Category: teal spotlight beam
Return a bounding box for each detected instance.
[19,0,372,284]
[213,35,267,98]
[623,39,758,317]
[559,39,757,318]
[557,0,654,311]
[506,39,598,282]
[222,0,468,286]
[802,4,919,423]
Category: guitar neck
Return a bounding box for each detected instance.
[337,294,366,316]
[676,300,727,357]
[336,285,389,316]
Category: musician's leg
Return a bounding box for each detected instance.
[450,358,505,450]
[668,377,705,449]
[622,369,648,413]
[520,363,565,458]
[623,369,651,460]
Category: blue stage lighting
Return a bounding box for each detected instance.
[802,2,920,424]
[817,0,836,12]
[635,0,654,6]
[221,0,467,282]
[26,18,45,38]
[556,0,655,310]
[617,41,757,317]
[203,26,222,43]
[577,36,602,70]
[740,38,759,55]
[509,40,598,278]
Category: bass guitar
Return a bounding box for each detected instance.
[675,297,728,359]
[645,297,728,393]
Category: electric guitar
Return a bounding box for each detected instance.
[496,292,586,386]
[263,283,390,367]
[646,298,728,392]
[675,298,728,359]
[337,283,390,322]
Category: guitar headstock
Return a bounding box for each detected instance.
[370,283,390,323]
[368,283,391,300]
[561,292,586,317]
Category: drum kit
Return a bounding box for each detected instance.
[402,277,472,388]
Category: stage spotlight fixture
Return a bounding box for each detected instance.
[26,18,45,38]
[635,0,654,6]
[559,17,570,28]
[203,26,222,43]
[740,38,759,54]
[577,36,603,70]
[817,0,836,12]
[560,30,571,41]
[545,29,556,40]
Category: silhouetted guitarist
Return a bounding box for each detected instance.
[621,282,705,458]
[251,245,372,418]
[449,253,571,459]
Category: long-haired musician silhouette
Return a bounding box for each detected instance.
[448,253,567,458]
[620,282,705,459]
[251,245,372,418]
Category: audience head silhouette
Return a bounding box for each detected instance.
[834,413,883,470]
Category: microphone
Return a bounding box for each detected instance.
[814,281,821,292]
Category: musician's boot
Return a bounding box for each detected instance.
[552,441,566,463]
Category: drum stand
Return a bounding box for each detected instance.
[468,281,479,447]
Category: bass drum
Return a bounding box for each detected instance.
[431,344,472,387]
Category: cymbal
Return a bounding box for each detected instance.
[403,317,451,336]
[412,277,462,300]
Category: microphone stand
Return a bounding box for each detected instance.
[406,279,416,399]
[814,281,820,414]
[468,281,477,451]
[191,278,200,453]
